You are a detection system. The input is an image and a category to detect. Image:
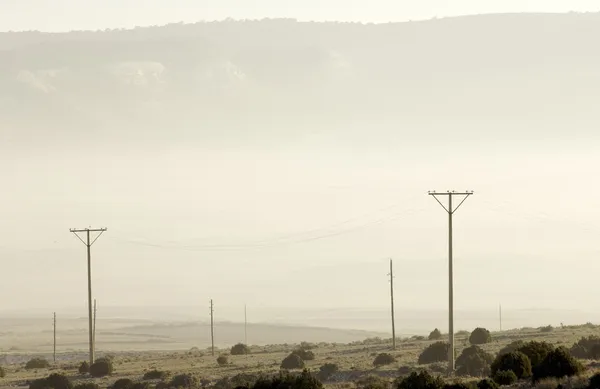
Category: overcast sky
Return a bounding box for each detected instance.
[1,0,600,31]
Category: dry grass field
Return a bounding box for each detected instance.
[1,322,600,389]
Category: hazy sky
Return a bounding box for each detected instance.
[1,0,600,31]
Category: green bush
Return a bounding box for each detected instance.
[515,341,554,369]
[112,378,134,389]
[497,341,525,357]
[281,353,305,370]
[292,348,315,361]
[0,366,5,378]
[455,346,494,377]
[492,370,517,386]
[429,329,443,341]
[26,358,51,370]
[469,328,492,345]
[396,371,445,389]
[532,347,584,382]
[570,336,600,359]
[217,355,229,366]
[418,342,452,365]
[356,375,390,389]
[78,362,89,374]
[490,351,532,379]
[317,363,339,381]
[231,343,251,356]
[254,370,322,389]
[43,373,73,389]
[170,374,197,388]
[539,325,554,333]
[90,358,113,377]
[74,384,99,389]
[476,379,498,389]
[373,353,396,367]
[142,370,168,380]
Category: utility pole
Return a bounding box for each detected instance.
[93,299,97,348]
[244,304,248,346]
[388,259,396,350]
[428,190,474,374]
[70,227,107,366]
[499,304,502,332]
[210,299,215,356]
[53,312,56,363]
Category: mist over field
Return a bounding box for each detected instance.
[2,10,600,337]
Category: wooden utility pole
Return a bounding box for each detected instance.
[389,259,396,350]
[210,299,215,356]
[244,304,248,346]
[70,227,107,366]
[93,299,97,347]
[53,312,57,363]
[499,304,502,332]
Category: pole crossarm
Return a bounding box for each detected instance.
[428,191,474,214]
[70,228,108,246]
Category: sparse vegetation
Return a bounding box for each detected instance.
[281,353,305,370]
[231,343,251,356]
[373,353,396,367]
[419,342,452,365]
[25,358,51,370]
[491,351,532,379]
[429,329,443,341]
[89,358,113,378]
[469,328,492,345]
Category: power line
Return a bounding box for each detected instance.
[428,190,474,375]
[70,227,107,366]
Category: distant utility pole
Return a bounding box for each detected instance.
[53,312,57,363]
[93,299,97,347]
[70,227,107,366]
[244,304,248,346]
[499,304,502,332]
[388,259,396,350]
[428,190,474,374]
[210,299,215,356]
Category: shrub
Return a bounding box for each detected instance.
[130,383,150,389]
[281,353,305,370]
[254,370,322,389]
[143,370,168,380]
[29,379,50,389]
[532,347,584,382]
[0,367,5,378]
[397,371,445,389]
[419,342,452,365]
[515,341,554,369]
[456,346,494,377]
[469,328,492,345]
[26,358,51,370]
[44,373,73,389]
[539,325,554,333]
[78,362,90,374]
[356,375,389,389]
[170,374,197,388]
[217,355,229,366]
[570,336,600,359]
[476,379,498,389]
[373,353,396,367]
[292,348,315,361]
[443,384,472,389]
[74,384,99,389]
[429,329,443,341]
[112,379,134,389]
[90,358,113,377]
[497,341,526,357]
[490,351,532,379]
[317,363,339,381]
[231,343,251,356]
[589,373,600,389]
[493,371,517,386]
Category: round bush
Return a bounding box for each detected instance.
[515,341,554,369]
[456,346,494,377]
[490,351,532,379]
[476,379,499,389]
[78,361,89,374]
[429,329,443,341]
[570,336,600,359]
[170,374,196,388]
[372,353,395,367]
[217,355,229,366]
[397,371,445,389]
[418,342,452,365]
[142,370,167,380]
[0,366,5,378]
[532,347,584,382]
[281,353,305,370]
[292,348,315,361]
[469,328,492,345]
[90,358,113,378]
[493,370,517,386]
[317,363,339,380]
[45,373,74,389]
[112,379,134,389]
[26,358,51,370]
[231,343,250,356]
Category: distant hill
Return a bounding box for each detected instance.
[2,13,600,148]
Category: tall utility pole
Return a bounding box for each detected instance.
[210,299,215,356]
[93,299,97,347]
[70,227,107,366]
[244,304,248,346]
[388,259,396,350]
[53,312,57,363]
[428,190,474,374]
[499,304,502,332]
